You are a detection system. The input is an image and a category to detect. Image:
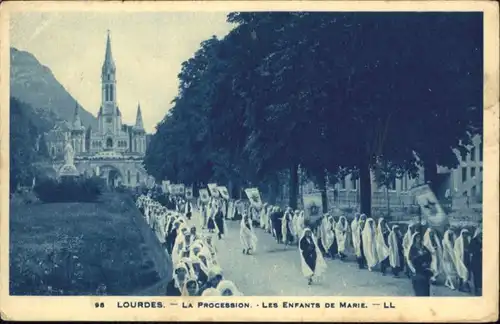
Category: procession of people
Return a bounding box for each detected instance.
[135,188,482,297]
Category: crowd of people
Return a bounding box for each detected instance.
[136,191,482,297]
[136,193,242,297]
[243,203,483,296]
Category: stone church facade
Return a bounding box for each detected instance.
[45,31,148,187]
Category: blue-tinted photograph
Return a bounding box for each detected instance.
[9,11,483,297]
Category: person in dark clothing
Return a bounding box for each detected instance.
[191,259,209,289]
[185,200,192,220]
[469,227,482,296]
[270,207,283,243]
[165,221,180,254]
[214,205,225,240]
[408,232,433,296]
[299,228,318,285]
[166,263,189,296]
[356,216,367,269]
[199,266,223,294]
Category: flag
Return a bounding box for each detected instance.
[245,188,262,207]
[411,184,449,232]
[199,189,210,203]
[207,183,220,198]
[303,193,322,224]
[217,186,230,200]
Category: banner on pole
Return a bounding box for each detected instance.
[147,176,155,189]
[185,186,193,199]
[411,184,449,231]
[303,193,322,223]
[162,180,170,193]
[199,189,210,203]
[208,183,220,197]
[245,188,262,207]
[178,184,186,196]
[217,186,230,200]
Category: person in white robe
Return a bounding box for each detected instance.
[217,280,243,296]
[442,228,458,290]
[201,287,221,296]
[388,224,404,277]
[240,213,258,255]
[172,226,190,265]
[180,256,196,278]
[266,205,274,233]
[298,228,327,285]
[423,227,444,284]
[454,228,471,292]
[403,223,418,278]
[190,256,209,288]
[184,199,193,221]
[351,213,360,236]
[281,208,294,246]
[166,262,191,296]
[181,278,200,296]
[362,218,379,271]
[259,204,267,229]
[203,234,218,266]
[319,215,335,258]
[335,216,349,259]
[227,200,235,220]
[376,218,391,275]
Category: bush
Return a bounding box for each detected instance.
[34,176,105,203]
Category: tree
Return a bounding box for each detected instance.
[10,97,47,192]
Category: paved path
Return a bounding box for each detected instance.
[212,219,468,297]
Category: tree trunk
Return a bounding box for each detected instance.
[289,163,299,209]
[193,182,199,198]
[268,175,279,205]
[424,160,439,197]
[318,171,328,213]
[386,186,390,218]
[359,159,372,215]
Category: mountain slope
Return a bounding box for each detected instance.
[10,47,97,129]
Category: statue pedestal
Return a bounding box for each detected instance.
[59,164,80,178]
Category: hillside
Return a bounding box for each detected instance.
[10,47,97,129]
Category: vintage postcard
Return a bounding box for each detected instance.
[0,0,498,322]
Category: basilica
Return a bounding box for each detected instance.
[45,31,149,187]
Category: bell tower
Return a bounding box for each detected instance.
[100,30,117,134]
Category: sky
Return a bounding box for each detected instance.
[10,12,235,133]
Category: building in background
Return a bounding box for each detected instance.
[298,134,483,212]
[45,31,148,187]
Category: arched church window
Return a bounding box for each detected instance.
[105,84,109,101]
[106,138,113,148]
[110,85,114,101]
[137,172,140,184]
[127,170,131,184]
[107,74,110,81]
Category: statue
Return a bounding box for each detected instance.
[64,141,75,166]
[59,137,79,178]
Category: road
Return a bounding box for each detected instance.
[207,218,468,297]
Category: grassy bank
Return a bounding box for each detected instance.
[9,192,163,296]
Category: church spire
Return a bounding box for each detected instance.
[73,101,83,129]
[135,102,144,130]
[102,30,115,73]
